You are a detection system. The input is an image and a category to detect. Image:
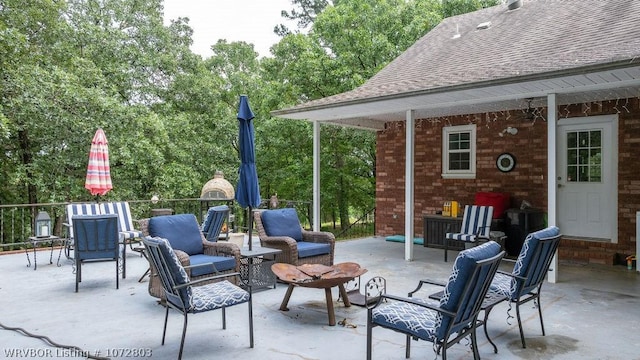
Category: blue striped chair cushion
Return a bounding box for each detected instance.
[445,205,493,243]
[370,298,440,341]
[190,280,250,313]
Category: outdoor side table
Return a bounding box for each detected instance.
[239,246,282,291]
[25,236,65,270]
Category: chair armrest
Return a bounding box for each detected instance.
[496,269,526,281]
[259,234,298,249]
[173,249,190,266]
[203,240,241,259]
[176,271,242,289]
[301,229,336,244]
[408,279,447,297]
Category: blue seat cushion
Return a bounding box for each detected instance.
[260,208,303,242]
[296,241,331,258]
[188,254,236,277]
[149,214,204,255]
[438,241,501,338]
[371,298,440,341]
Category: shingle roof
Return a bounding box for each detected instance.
[277,0,640,114]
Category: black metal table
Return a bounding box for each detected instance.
[26,236,65,270]
[239,246,282,291]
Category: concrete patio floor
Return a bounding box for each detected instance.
[1,236,639,359]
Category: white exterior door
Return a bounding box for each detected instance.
[557,115,617,242]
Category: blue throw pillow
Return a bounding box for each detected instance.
[149,214,204,255]
[260,208,303,242]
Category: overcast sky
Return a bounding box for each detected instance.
[163,0,295,58]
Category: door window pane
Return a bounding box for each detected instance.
[566,130,602,183]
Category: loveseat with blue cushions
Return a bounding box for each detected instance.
[253,208,335,266]
[138,214,241,299]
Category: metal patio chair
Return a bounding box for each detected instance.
[367,241,505,360]
[72,214,120,292]
[485,226,562,348]
[143,236,253,359]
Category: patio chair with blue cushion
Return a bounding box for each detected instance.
[64,203,102,259]
[139,214,241,299]
[72,214,120,292]
[143,236,253,360]
[444,205,494,262]
[485,226,562,348]
[254,208,335,266]
[201,205,230,242]
[366,241,505,360]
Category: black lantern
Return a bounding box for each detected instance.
[35,211,52,237]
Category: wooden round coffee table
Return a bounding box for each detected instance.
[271,262,367,326]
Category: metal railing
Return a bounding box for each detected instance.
[0,199,205,251]
[334,207,376,239]
[0,199,375,251]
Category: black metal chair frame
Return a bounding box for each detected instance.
[72,214,120,293]
[485,233,562,348]
[143,237,254,360]
[367,250,505,360]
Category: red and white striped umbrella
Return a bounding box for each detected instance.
[84,128,113,196]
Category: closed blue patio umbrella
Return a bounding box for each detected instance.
[235,95,261,250]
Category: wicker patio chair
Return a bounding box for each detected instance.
[254,208,335,266]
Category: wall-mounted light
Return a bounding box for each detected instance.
[499,126,518,137]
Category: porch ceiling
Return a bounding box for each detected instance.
[273,64,640,131]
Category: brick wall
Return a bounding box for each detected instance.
[376,98,640,264]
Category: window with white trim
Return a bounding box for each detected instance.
[442,124,476,179]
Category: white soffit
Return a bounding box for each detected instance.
[278,66,640,131]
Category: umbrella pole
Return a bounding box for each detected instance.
[247,206,253,251]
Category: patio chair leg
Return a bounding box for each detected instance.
[444,239,449,262]
[222,307,226,329]
[162,306,170,345]
[116,258,119,290]
[178,313,188,360]
[516,303,526,348]
[471,325,480,360]
[483,307,498,353]
[405,335,411,358]
[536,297,546,336]
[366,318,373,360]
[75,260,81,292]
